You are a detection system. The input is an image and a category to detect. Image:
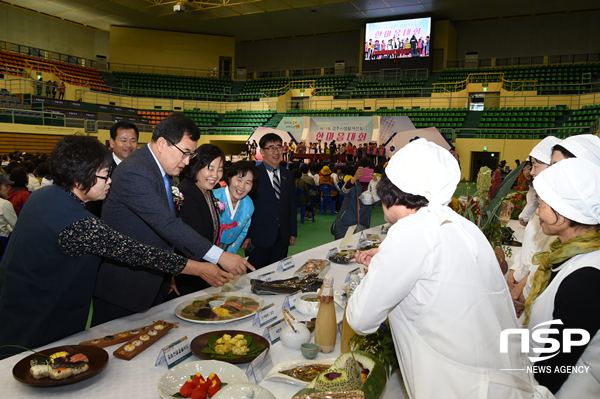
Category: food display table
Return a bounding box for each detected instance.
[0,224,409,399]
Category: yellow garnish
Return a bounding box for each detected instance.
[49,351,69,363]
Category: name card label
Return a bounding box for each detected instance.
[262,319,285,344]
[245,349,273,384]
[344,267,361,284]
[155,336,191,369]
[277,256,295,272]
[340,225,357,248]
[357,231,366,248]
[326,247,338,259]
[257,271,275,281]
[252,303,277,327]
[282,290,302,311]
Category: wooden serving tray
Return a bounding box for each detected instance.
[79,324,150,348]
[112,320,176,361]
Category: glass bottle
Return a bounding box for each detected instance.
[314,275,336,353]
[341,274,362,353]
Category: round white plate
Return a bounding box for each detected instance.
[174,292,265,324]
[157,360,248,399]
[264,358,336,386]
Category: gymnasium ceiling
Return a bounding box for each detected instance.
[3,0,600,42]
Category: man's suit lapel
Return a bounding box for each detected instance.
[140,145,175,214]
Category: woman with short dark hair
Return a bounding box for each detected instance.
[170,144,225,297]
[213,161,258,254]
[5,166,30,214]
[0,135,216,359]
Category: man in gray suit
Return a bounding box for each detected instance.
[92,113,253,325]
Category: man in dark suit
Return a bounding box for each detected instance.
[86,122,139,217]
[92,114,253,325]
[242,133,297,269]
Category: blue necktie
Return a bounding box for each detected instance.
[163,174,174,212]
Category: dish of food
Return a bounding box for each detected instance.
[191,330,270,364]
[293,259,331,278]
[264,358,336,386]
[358,241,381,251]
[12,345,109,387]
[251,275,323,295]
[157,360,248,399]
[175,293,264,324]
[328,249,357,265]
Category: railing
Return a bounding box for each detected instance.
[247,66,359,80]
[590,115,600,136]
[24,59,90,86]
[0,107,66,126]
[1,40,96,68]
[359,68,429,82]
[260,80,318,97]
[444,53,600,69]
[108,63,221,79]
[287,99,367,111]
[182,100,277,113]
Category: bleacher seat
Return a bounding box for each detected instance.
[112,71,232,99]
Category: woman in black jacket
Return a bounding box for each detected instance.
[169,144,225,297]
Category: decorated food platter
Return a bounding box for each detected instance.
[190,330,270,364]
[293,259,331,278]
[12,345,109,387]
[264,358,336,386]
[157,360,248,399]
[174,292,264,324]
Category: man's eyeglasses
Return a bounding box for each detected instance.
[167,139,198,159]
[262,145,283,152]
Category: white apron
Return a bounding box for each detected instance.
[347,209,553,399]
[528,251,600,398]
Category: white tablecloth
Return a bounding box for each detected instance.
[0,221,525,398]
[0,224,409,399]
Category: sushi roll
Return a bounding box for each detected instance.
[91,339,101,344]
[69,353,89,363]
[118,332,129,338]
[130,330,139,334]
[30,357,51,379]
[148,329,158,336]
[50,367,73,380]
[154,324,164,330]
[70,362,89,376]
[132,340,143,347]
[139,334,150,341]
[124,344,136,352]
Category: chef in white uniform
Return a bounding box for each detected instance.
[511,135,600,322]
[347,138,552,399]
[508,137,561,318]
[525,158,600,397]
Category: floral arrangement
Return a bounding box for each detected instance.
[212,196,226,216]
[455,163,526,259]
[172,186,184,211]
[505,172,530,219]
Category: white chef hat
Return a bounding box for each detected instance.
[557,134,600,166]
[386,138,460,206]
[529,136,562,165]
[533,158,600,225]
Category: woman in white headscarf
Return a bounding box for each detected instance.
[524,158,600,397]
[508,136,562,317]
[346,138,551,399]
[511,134,600,320]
